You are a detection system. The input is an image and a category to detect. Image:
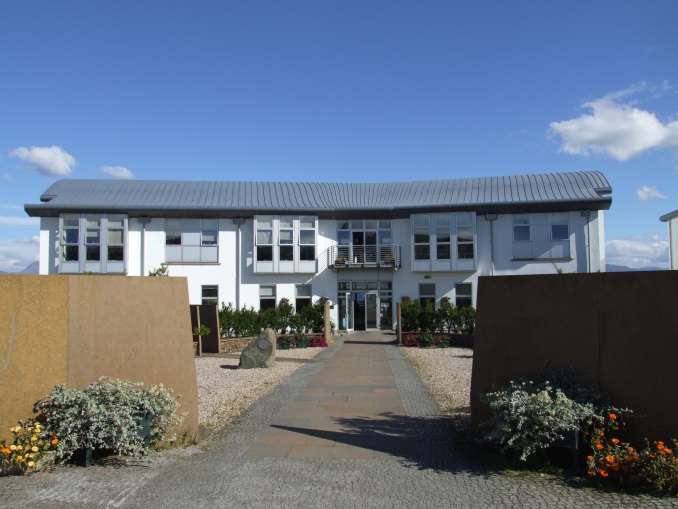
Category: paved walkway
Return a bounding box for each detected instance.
[1,333,675,508]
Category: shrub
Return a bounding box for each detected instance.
[480,368,616,461]
[402,333,420,347]
[586,413,678,494]
[33,377,184,461]
[1,419,58,474]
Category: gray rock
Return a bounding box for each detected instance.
[239,329,276,369]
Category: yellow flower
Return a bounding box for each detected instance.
[30,436,37,442]
[10,444,17,451]
[27,461,35,468]
[32,446,38,452]
[17,455,23,461]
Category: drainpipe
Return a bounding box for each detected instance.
[485,214,498,276]
[138,216,151,276]
[581,210,591,273]
[233,217,246,309]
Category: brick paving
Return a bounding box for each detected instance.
[1,333,676,508]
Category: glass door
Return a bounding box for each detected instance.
[366,291,379,329]
[339,292,353,331]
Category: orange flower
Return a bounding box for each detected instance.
[587,470,596,476]
[51,438,58,445]
[596,444,604,450]
[587,455,593,461]
[627,447,634,453]
[611,438,620,445]
[609,413,617,420]
[606,455,615,463]
[649,453,656,459]
[598,468,609,478]
[612,463,620,471]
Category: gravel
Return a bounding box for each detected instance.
[195,347,324,428]
[400,346,473,416]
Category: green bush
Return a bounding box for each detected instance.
[33,377,184,461]
[480,368,618,461]
[399,297,475,334]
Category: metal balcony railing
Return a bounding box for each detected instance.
[329,244,400,269]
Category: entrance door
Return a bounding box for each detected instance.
[352,291,380,331]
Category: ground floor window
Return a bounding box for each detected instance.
[455,283,472,308]
[202,286,218,305]
[337,280,393,331]
[295,284,312,312]
[419,283,436,307]
[260,285,276,310]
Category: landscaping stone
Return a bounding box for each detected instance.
[239,329,276,369]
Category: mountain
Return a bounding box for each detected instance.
[606,264,667,272]
[19,262,40,274]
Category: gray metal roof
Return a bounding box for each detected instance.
[25,171,612,219]
[660,209,678,222]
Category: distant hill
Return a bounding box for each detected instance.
[19,261,40,274]
[606,264,667,272]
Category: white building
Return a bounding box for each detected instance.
[660,209,678,270]
[25,171,611,331]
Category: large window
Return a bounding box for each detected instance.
[455,283,472,308]
[512,213,570,259]
[60,214,127,273]
[336,219,393,263]
[165,219,219,263]
[412,212,476,267]
[260,285,276,310]
[255,215,318,271]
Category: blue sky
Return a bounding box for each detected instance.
[1,1,676,271]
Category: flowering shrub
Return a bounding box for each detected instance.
[480,368,621,461]
[586,413,678,494]
[308,335,328,347]
[33,377,184,461]
[1,419,58,474]
[402,333,420,347]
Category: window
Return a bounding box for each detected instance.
[512,213,570,259]
[419,283,436,307]
[299,216,316,261]
[202,286,218,305]
[107,215,125,261]
[165,219,219,263]
[413,214,430,260]
[260,285,276,310]
[60,214,127,272]
[295,285,312,312]
[436,213,451,260]
[256,216,273,262]
[456,212,474,260]
[279,215,294,261]
[455,283,472,308]
[62,214,80,261]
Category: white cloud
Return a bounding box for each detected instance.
[9,145,77,176]
[548,84,678,161]
[606,235,669,269]
[636,185,668,201]
[16,235,40,245]
[0,240,39,272]
[0,216,39,226]
[101,166,134,180]
[2,172,12,182]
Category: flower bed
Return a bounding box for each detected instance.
[401,332,473,348]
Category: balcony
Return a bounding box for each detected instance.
[329,244,401,269]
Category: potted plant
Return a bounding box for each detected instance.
[382,256,395,264]
[335,257,347,265]
[276,335,294,350]
[434,335,450,348]
[294,333,310,349]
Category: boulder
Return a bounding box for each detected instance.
[239,329,276,369]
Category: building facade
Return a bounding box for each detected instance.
[660,209,678,270]
[25,171,611,331]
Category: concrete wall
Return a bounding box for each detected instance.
[0,275,198,440]
[470,271,678,445]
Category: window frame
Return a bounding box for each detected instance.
[455,283,473,308]
[259,285,277,310]
[201,285,219,305]
[419,283,436,308]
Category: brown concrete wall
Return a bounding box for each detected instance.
[66,276,198,438]
[0,275,198,441]
[470,271,678,445]
[0,276,70,433]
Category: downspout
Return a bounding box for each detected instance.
[138,216,151,276]
[485,213,498,276]
[581,210,591,273]
[233,217,246,309]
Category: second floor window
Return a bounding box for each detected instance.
[413,215,431,260]
[165,219,219,263]
[255,215,317,266]
[513,213,570,259]
[413,212,475,263]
